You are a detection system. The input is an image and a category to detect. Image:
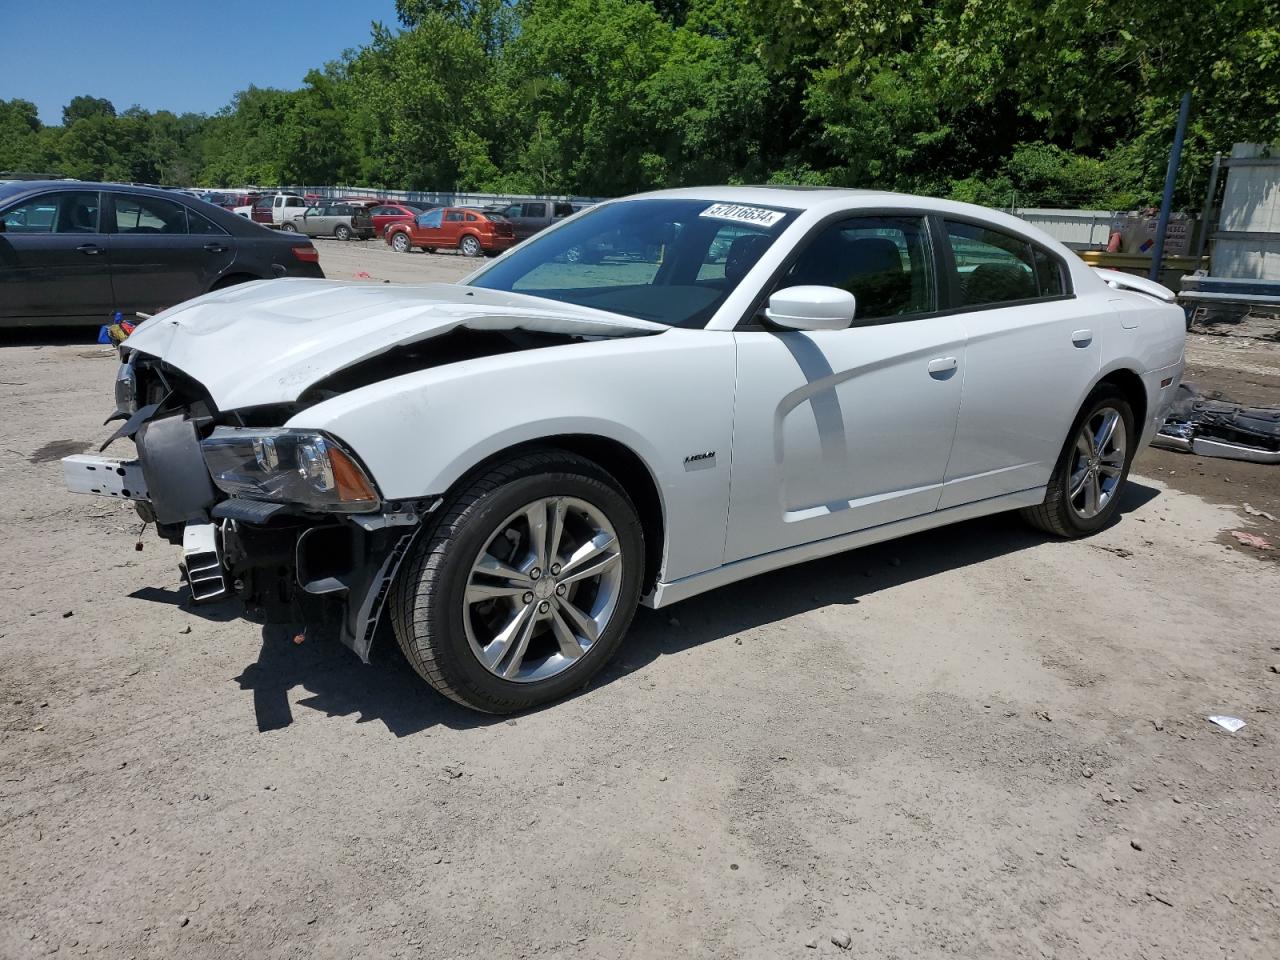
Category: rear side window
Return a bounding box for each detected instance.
[465,212,478,222]
[554,202,574,217]
[113,194,188,234]
[523,202,547,218]
[778,215,936,322]
[944,221,1043,306]
[185,207,227,236]
[1033,246,1066,297]
[285,197,304,208]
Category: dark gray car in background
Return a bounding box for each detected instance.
[0,181,324,327]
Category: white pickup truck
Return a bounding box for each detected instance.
[232,192,307,227]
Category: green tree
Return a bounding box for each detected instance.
[62,95,116,125]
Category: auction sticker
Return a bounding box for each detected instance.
[699,203,785,228]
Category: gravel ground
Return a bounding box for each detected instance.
[1,246,1278,959]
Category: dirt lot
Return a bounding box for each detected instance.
[2,246,1278,959]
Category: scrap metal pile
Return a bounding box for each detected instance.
[1155,383,1280,464]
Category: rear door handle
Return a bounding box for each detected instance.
[1071,328,1093,347]
[203,242,228,253]
[76,243,101,256]
[927,356,958,379]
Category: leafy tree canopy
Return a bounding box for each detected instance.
[5,0,1277,208]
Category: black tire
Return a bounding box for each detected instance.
[459,234,482,258]
[334,224,352,241]
[280,222,297,233]
[424,247,436,254]
[1021,384,1136,537]
[390,450,644,713]
[391,232,412,253]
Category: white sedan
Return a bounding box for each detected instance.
[64,187,1186,712]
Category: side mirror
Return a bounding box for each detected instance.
[764,286,857,331]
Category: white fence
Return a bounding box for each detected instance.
[279,186,1125,249]
[280,185,604,207]
[1011,208,1115,249]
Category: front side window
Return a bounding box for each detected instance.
[778,216,935,322]
[416,209,443,229]
[945,221,1040,306]
[113,194,188,234]
[2,191,100,233]
[445,210,464,222]
[468,198,798,328]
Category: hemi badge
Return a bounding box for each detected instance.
[683,451,716,471]
[1160,377,1174,387]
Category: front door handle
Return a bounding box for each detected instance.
[76,243,101,256]
[1071,328,1093,347]
[927,356,958,379]
[203,242,228,253]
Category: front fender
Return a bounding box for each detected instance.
[286,331,737,582]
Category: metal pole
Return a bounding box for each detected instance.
[1191,151,1221,265]
[1150,91,1192,282]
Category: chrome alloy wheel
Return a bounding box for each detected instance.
[463,497,623,683]
[1068,406,1127,520]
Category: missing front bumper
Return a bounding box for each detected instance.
[62,455,150,501]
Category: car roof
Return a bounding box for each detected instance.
[0,180,297,239]
[617,185,1072,251]
[632,185,903,210]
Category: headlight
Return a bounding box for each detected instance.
[200,428,380,513]
[114,361,137,416]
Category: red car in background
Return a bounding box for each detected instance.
[384,206,514,257]
[368,201,431,238]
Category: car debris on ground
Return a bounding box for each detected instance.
[1154,383,1280,463]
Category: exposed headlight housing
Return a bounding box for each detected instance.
[200,428,380,513]
[113,361,138,417]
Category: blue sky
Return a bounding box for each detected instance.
[1,0,400,124]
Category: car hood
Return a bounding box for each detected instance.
[124,279,666,409]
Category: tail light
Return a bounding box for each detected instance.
[291,245,320,263]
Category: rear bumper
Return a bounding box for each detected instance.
[484,236,516,252]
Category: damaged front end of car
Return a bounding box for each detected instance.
[60,279,669,662]
[63,349,433,661]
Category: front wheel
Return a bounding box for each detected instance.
[391,232,411,253]
[459,235,482,258]
[1021,384,1135,537]
[390,451,644,713]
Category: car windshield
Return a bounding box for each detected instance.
[467,198,799,328]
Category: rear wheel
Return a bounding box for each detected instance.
[334,223,352,241]
[391,232,412,253]
[280,222,297,233]
[460,234,482,258]
[1021,385,1135,537]
[390,450,644,713]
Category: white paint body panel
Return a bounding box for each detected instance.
[119,187,1187,605]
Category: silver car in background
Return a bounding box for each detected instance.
[283,201,374,241]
